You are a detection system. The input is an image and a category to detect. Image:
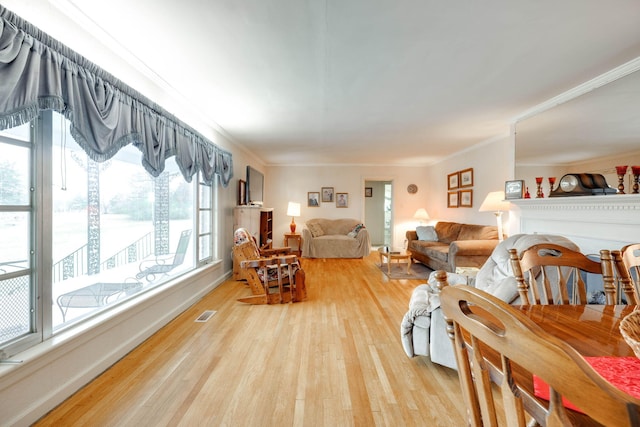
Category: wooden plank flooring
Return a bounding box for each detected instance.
[35,253,467,426]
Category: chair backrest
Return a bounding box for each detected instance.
[612,243,640,305]
[508,243,616,305]
[440,284,640,427]
[171,229,192,266]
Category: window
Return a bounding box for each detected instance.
[0,111,216,356]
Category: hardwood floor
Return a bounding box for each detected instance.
[35,253,467,426]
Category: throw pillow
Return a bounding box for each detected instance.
[416,225,438,241]
[307,222,324,237]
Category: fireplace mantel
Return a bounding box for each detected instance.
[509,194,640,254]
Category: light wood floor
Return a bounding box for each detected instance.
[35,252,467,426]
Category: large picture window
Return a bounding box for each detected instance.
[0,111,215,356]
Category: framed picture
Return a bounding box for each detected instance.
[321,187,334,203]
[448,172,459,190]
[459,168,474,188]
[459,189,473,207]
[336,192,348,208]
[505,180,525,199]
[308,191,320,207]
[365,187,373,197]
[238,179,246,205]
[447,191,459,208]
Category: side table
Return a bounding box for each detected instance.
[284,232,303,257]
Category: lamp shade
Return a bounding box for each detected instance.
[413,208,430,221]
[287,202,301,217]
[479,191,510,212]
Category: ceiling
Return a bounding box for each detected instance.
[7,0,640,166]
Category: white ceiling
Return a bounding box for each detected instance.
[7,0,640,166]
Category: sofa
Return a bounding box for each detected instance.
[302,218,370,258]
[401,233,579,369]
[406,221,500,272]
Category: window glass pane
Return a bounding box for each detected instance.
[199,234,211,259]
[0,275,31,343]
[51,113,195,328]
[0,123,30,141]
[0,142,30,205]
[199,182,211,208]
[199,210,211,234]
[0,212,30,274]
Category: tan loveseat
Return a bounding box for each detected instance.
[302,218,370,258]
[406,221,499,272]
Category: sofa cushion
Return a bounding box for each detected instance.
[307,222,324,237]
[434,221,463,244]
[458,224,499,241]
[416,225,438,241]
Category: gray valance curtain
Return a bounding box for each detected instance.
[0,5,232,186]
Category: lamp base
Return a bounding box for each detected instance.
[290,219,296,233]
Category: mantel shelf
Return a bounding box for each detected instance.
[509,194,640,254]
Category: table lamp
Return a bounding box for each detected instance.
[287,201,301,233]
[413,208,430,224]
[479,191,510,242]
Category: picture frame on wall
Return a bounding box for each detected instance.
[365,187,372,197]
[321,187,334,203]
[459,189,473,207]
[459,168,474,188]
[308,192,320,207]
[447,191,459,208]
[448,172,459,190]
[336,192,348,208]
[505,180,525,199]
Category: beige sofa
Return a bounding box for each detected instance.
[406,221,499,272]
[302,218,370,258]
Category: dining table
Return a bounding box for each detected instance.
[477,304,639,426]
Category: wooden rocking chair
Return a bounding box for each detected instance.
[233,228,306,304]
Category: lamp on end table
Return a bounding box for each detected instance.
[479,191,510,242]
[413,208,430,225]
[287,202,301,233]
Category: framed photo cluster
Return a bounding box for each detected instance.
[447,168,474,208]
[308,187,349,208]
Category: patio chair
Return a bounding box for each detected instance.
[136,229,192,282]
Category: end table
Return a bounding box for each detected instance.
[284,232,303,257]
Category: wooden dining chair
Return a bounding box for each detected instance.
[508,243,617,305]
[611,244,640,305]
[440,284,640,427]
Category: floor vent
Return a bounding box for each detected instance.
[195,310,217,322]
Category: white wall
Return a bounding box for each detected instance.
[264,165,430,249]
[426,135,515,233]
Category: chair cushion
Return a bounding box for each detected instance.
[416,225,438,241]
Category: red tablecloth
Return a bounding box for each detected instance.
[533,356,640,413]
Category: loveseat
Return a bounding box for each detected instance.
[401,234,579,369]
[302,218,370,258]
[406,221,499,272]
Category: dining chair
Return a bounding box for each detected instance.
[440,284,640,427]
[508,243,617,305]
[611,243,640,305]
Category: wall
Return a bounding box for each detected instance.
[364,180,388,246]
[426,135,514,232]
[264,165,430,249]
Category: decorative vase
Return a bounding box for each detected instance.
[524,187,531,199]
[548,177,556,197]
[632,166,640,194]
[535,177,544,198]
[616,165,628,194]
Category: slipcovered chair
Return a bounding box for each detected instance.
[401,233,579,369]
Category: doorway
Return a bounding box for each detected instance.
[364,180,392,247]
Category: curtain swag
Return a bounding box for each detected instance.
[0,5,233,186]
